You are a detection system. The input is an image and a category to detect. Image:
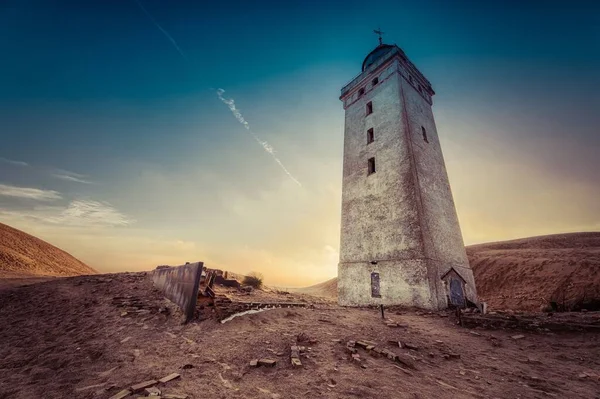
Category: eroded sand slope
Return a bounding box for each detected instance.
[0,222,96,277]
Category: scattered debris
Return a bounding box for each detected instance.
[250,359,259,367]
[400,341,419,350]
[291,346,303,367]
[131,379,158,393]
[346,339,415,369]
[355,341,371,349]
[108,389,131,399]
[163,394,189,399]
[182,364,195,370]
[258,359,277,367]
[145,386,161,396]
[218,373,237,390]
[159,373,181,384]
[511,334,526,340]
[386,322,407,328]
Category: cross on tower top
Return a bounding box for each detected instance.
[373,28,385,45]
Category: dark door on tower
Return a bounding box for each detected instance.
[449,278,465,308]
[371,272,381,298]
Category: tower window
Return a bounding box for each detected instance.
[422,126,429,143]
[372,77,379,86]
[358,87,365,96]
[371,272,381,298]
[409,75,414,84]
[368,157,376,174]
[366,101,373,115]
[367,128,374,144]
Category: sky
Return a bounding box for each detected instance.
[0,0,599,286]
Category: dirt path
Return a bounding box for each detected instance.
[0,273,599,399]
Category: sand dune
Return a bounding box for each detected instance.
[469,232,600,311]
[0,222,96,278]
[290,277,337,299]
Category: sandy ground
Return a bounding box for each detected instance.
[1,273,600,399]
[0,271,57,291]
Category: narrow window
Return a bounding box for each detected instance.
[366,101,373,116]
[372,77,379,86]
[418,85,423,93]
[422,126,429,143]
[371,272,381,297]
[367,128,374,144]
[409,75,414,84]
[358,87,365,96]
[368,157,376,174]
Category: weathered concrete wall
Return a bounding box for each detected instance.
[153,261,203,321]
[338,45,478,309]
[339,65,424,263]
[398,67,477,305]
[338,260,434,307]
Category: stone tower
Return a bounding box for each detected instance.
[337,42,477,309]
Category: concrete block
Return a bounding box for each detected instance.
[158,373,181,384]
[109,389,132,399]
[130,380,158,392]
[258,359,276,367]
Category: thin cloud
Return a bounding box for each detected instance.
[216,88,302,186]
[57,200,134,226]
[51,170,93,184]
[0,200,134,227]
[0,157,28,167]
[0,183,61,201]
[132,0,188,61]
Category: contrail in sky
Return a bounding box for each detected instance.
[216,89,302,186]
[133,0,188,61]
[131,1,300,186]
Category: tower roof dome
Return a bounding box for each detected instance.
[362,44,395,71]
